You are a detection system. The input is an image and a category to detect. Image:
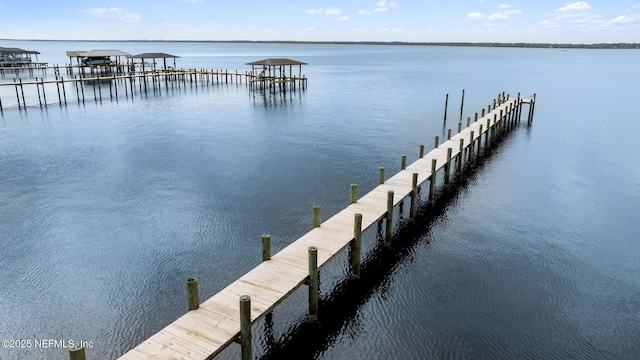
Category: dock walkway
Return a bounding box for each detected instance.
[118,95,534,360]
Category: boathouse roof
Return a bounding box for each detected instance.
[129,53,180,59]
[246,58,308,66]
[79,49,131,57]
[0,47,40,55]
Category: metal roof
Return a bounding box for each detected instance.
[0,47,40,55]
[76,49,131,57]
[246,58,308,66]
[129,53,180,59]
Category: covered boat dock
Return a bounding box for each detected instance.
[0,47,45,68]
[129,53,180,72]
[246,58,307,92]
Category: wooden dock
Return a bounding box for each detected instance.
[0,68,306,111]
[114,93,536,360]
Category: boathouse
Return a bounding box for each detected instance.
[129,53,180,72]
[246,58,307,91]
[66,49,131,73]
[0,47,42,67]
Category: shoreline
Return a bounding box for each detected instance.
[2,38,640,49]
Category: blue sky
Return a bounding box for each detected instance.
[1,1,639,43]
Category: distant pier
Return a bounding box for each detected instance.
[0,66,306,111]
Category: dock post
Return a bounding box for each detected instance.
[186,278,199,310]
[385,191,394,246]
[447,128,452,140]
[459,89,465,121]
[308,247,319,322]
[351,214,362,280]
[61,77,67,105]
[528,94,536,124]
[443,93,448,123]
[239,295,252,360]
[474,112,478,123]
[458,122,462,134]
[485,118,491,147]
[261,234,271,261]
[36,78,43,107]
[313,205,321,228]
[69,346,86,360]
[379,167,385,184]
[350,184,358,204]
[434,136,439,149]
[40,78,47,107]
[492,114,498,142]
[444,148,452,185]
[457,139,464,174]
[19,79,26,109]
[410,173,418,219]
[429,159,437,205]
[469,131,475,162]
[419,144,425,158]
[401,154,407,170]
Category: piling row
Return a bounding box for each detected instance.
[110,93,535,360]
[0,69,304,112]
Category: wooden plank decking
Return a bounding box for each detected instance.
[118,96,531,360]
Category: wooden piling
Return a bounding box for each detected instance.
[312,205,321,228]
[261,234,271,261]
[469,131,475,162]
[410,173,418,219]
[443,93,448,123]
[350,184,358,204]
[69,346,86,360]
[429,159,437,205]
[419,144,425,158]
[379,167,385,184]
[308,247,319,322]
[19,79,26,109]
[444,148,452,184]
[186,278,199,310]
[459,89,465,121]
[447,128,452,140]
[434,135,439,149]
[385,190,394,246]
[239,295,252,360]
[457,139,464,174]
[351,214,362,280]
[401,154,407,170]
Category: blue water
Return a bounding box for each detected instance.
[1,40,639,359]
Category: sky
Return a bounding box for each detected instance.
[1,1,639,43]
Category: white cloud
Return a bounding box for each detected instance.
[325,8,342,15]
[467,12,486,20]
[307,7,342,15]
[487,13,510,20]
[376,0,397,8]
[498,4,511,9]
[633,3,640,10]
[81,8,141,22]
[556,2,592,13]
[337,16,349,22]
[358,10,372,16]
[374,0,397,12]
[610,15,637,24]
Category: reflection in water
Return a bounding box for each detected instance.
[250,87,306,109]
[259,126,520,360]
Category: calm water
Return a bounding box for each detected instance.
[1,40,639,360]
